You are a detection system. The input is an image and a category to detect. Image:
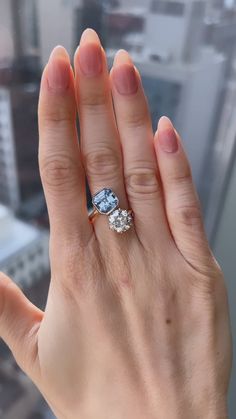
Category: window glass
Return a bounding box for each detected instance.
[0,1,236,417]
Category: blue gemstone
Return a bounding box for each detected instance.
[93,188,119,214]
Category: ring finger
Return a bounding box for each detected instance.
[110,51,171,247]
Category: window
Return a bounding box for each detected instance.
[0,1,236,418]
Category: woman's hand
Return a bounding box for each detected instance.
[0,29,232,419]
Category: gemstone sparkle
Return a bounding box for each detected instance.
[92,188,119,215]
[108,209,133,233]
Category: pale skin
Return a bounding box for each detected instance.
[0,29,232,419]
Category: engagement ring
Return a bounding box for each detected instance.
[89,188,133,234]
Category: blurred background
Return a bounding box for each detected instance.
[0,0,235,417]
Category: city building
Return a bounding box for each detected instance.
[0,83,45,215]
[0,88,20,210]
[204,63,236,240]
[37,0,85,66]
[206,0,236,78]
[0,1,15,64]
[0,204,49,287]
[0,0,43,215]
[0,0,40,72]
[106,0,225,191]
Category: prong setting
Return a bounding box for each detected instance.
[108,209,133,234]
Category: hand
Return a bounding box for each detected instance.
[0,29,232,419]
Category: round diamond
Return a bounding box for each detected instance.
[108,209,133,233]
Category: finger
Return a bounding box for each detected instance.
[74,30,130,237]
[110,51,171,246]
[154,116,213,272]
[38,46,93,253]
[0,272,43,381]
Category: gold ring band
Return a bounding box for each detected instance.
[88,208,99,223]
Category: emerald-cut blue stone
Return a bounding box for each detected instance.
[92,188,119,215]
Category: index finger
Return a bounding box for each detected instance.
[38,46,93,258]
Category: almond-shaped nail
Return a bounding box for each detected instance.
[78,43,102,77]
[112,64,138,96]
[78,28,102,77]
[158,116,178,153]
[47,46,70,90]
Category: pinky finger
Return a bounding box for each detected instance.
[154,116,213,274]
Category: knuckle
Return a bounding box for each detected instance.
[167,166,192,187]
[80,90,108,112]
[40,154,78,191]
[85,147,121,180]
[125,166,160,199]
[123,110,148,128]
[39,108,75,128]
[174,204,203,227]
[188,254,226,299]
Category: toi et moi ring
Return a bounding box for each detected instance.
[88,188,134,234]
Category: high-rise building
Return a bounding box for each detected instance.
[0,0,43,215]
[0,0,40,74]
[107,0,225,191]
[204,63,236,239]
[0,204,49,287]
[0,84,44,215]
[147,0,206,63]
[0,88,20,210]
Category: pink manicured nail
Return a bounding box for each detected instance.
[158,116,178,153]
[47,46,70,90]
[78,43,102,77]
[113,64,138,95]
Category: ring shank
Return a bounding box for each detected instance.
[88,208,99,222]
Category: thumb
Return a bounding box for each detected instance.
[0,272,43,380]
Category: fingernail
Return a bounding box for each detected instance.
[158,116,178,153]
[78,29,102,77]
[114,49,133,66]
[113,64,138,95]
[79,44,102,76]
[47,46,70,90]
[80,28,100,44]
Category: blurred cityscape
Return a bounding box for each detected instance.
[0,0,236,417]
